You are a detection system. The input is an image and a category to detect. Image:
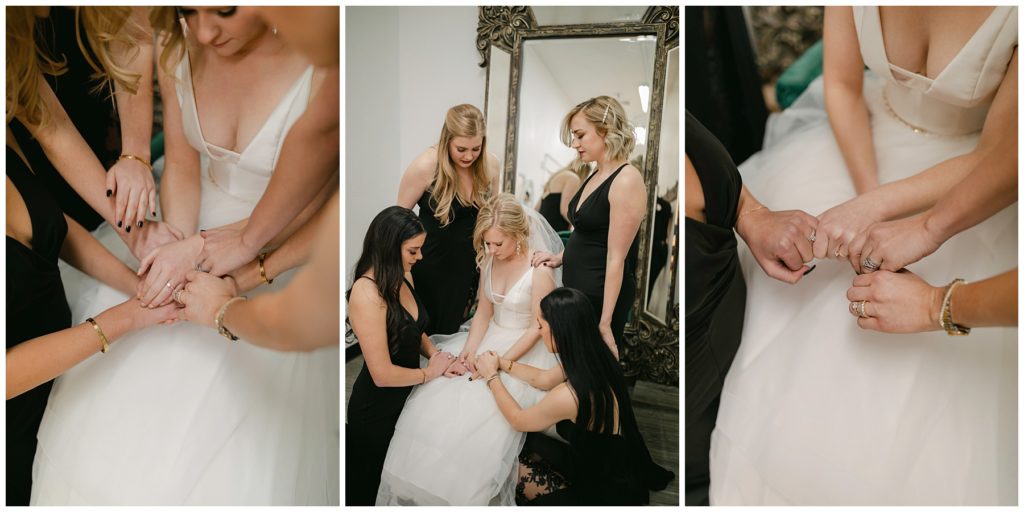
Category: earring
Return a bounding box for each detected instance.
[516,241,521,254]
[271,26,278,36]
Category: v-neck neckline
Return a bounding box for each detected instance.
[875,6,1002,84]
[490,260,532,303]
[183,50,312,158]
[571,164,627,218]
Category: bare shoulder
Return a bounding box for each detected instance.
[532,263,556,284]
[405,147,440,182]
[348,277,384,310]
[610,164,646,197]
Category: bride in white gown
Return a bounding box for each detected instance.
[31,8,338,505]
[710,6,1017,505]
[376,194,563,505]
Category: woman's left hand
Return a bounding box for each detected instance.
[137,235,205,307]
[598,323,619,360]
[845,269,943,333]
[198,226,260,277]
[476,350,500,379]
[845,213,943,274]
[175,270,239,328]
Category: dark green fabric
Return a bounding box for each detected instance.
[775,39,823,109]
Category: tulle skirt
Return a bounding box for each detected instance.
[709,74,1017,505]
[376,319,558,505]
[31,169,340,505]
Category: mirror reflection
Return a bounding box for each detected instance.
[486,46,511,187]
[646,46,678,322]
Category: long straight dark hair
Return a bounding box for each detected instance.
[539,287,638,437]
[346,206,424,355]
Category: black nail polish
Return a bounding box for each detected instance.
[152,211,157,216]
[126,225,131,233]
[804,264,817,276]
[117,221,122,228]
[138,221,144,228]
[106,189,112,197]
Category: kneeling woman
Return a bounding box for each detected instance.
[345,206,455,505]
[475,287,674,505]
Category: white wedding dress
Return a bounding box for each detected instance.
[376,256,560,505]
[710,7,1017,505]
[31,51,339,505]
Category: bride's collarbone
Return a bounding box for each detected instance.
[490,258,531,295]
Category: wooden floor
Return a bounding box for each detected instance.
[345,356,679,506]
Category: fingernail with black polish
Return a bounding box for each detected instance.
[106,189,112,197]
[117,221,123,228]
[804,264,817,276]
[138,221,144,228]
[126,225,131,233]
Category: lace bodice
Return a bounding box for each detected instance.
[175,51,314,202]
[854,6,1017,135]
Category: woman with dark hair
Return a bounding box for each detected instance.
[475,287,674,505]
[345,205,456,505]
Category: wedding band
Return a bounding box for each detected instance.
[174,289,183,303]
[165,281,173,289]
[862,257,879,271]
[195,263,205,273]
[808,230,816,243]
[849,301,858,316]
[856,300,869,318]
[834,246,842,258]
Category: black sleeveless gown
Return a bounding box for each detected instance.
[684,111,746,505]
[345,278,429,505]
[6,147,72,505]
[410,189,479,335]
[563,164,640,354]
[538,193,570,232]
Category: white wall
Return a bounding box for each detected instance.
[345,7,485,281]
[515,43,578,206]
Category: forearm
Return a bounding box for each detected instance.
[825,86,878,193]
[60,215,138,295]
[6,305,132,399]
[950,269,1017,328]
[923,139,1017,243]
[498,357,549,389]
[501,330,540,361]
[486,377,525,429]
[461,313,492,356]
[865,150,984,221]
[232,202,325,294]
[160,163,201,234]
[419,334,439,359]
[263,177,337,248]
[600,255,627,327]
[113,38,153,161]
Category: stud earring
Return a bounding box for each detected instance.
[271,26,278,36]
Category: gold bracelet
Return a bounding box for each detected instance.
[420,368,427,384]
[85,317,110,353]
[507,360,514,372]
[215,296,247,341]
[117,153,153,173]
[258,252,274,285]
[485,374,500,386]
[737,204,767,223]
[940,279,970,336]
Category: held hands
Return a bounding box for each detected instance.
[735,207,818,284]
[125,221,184,263]
[845,270,943,333]
[813,195,885,263]
[846,213,942,274]
[107,156,157,233]
[475,350,501,380]
[425,351,456,380]
[174,270,239,328]
[197,226,260,277]
[137,235,205,307]
[531,251,563,269]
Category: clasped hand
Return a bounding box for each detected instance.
[137,234,205,307]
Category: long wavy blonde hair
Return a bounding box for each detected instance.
[431,104,491,227]
[472,193,530,269]
[6,6,141,127]
[560,95,636,163]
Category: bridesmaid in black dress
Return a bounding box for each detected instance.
[475,288,674,505]
[535,158,589,233]
[345,206,457,505]
[684,111,819,505]
[6,140,176,505]
[397,104,499,335]
[533,96,647,359]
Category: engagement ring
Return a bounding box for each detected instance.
[808,230,817,243]
[174,289,183,303]
[862,258,879,271]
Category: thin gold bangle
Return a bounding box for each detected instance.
[258,252,274,285]
[85,317,110,353]
[117,153,153,173]
[737,204,767,223]
[507,360,514,372]
[486,374,500,386]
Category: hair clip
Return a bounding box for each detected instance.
[601,104,610,123]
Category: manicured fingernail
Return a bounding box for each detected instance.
[152,211,157,216]
[117,221,122,228]
[804,265,817,275]
[138,221,143,228]
[106,189,112,197]
[126,225,131,233]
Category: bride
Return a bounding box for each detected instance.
[376,193,563,505]
[710,6,1016,505]
[32,7,338,504]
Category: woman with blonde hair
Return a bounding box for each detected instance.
[535,157,590,232]
[31,6,338,505]
[397,104,500,335]
[533,96,648,359]
[377,193,563,505]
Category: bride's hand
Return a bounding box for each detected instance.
[175,271,239,328]
[814,194,886,262]
[125,221,184,262]
[425,351,455,381]
[735,207,817,284]
[475,350,500,378]
[443,359,469,378]
[457,351,478,374]
[845,213,942,274]
[531,251,562,269]
[137,235,205,307]
[197,226,260,277]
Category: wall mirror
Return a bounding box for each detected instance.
[478,6,679,385]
